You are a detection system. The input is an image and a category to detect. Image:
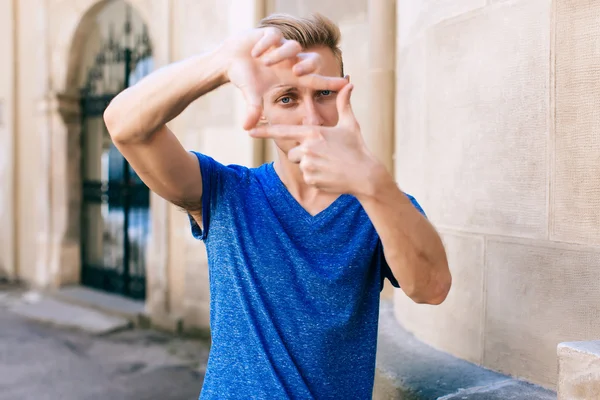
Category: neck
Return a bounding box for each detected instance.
[273,150,320,201]
[272,149,342,216]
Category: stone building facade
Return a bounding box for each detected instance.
[0,0,598,392]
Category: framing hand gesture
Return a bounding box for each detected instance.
[249,83,379,197]
[225,28,349,130]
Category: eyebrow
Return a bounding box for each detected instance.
[269,85,298,98]
[272,84,297,90]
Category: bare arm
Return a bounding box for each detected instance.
[103,50,228,210]
[248,84,451,304]
[357,165,451,305]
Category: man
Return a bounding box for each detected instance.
[104,12,451,400]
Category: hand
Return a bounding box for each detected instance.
[249,83,384,196]
[222,27,349,130]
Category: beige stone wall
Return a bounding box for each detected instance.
[394,0,600,389]
[0,0,15,279]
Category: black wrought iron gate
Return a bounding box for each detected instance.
[80,8,152,300]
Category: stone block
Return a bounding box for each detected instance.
[394,232,485,364]
[172,0,229,59]
[189,85,244,129]
[552,0,600,246]
[397,0,486,48]
[558,341,600,400]
[198,125,253,167]
[415,0,550,237]
[268,0,367,24]
[484,239,600,387]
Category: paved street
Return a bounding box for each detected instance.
[0,306,209,400]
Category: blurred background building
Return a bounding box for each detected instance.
[0,0,598,396]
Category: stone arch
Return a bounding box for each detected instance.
[43,0,169,312]
[61,0,159,95]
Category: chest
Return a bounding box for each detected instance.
[211,191,379,282]
[205,186,383,319]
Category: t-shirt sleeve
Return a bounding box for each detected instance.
[187,151,231,241]
[380,193,427,291]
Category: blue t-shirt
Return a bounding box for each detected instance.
[189,152,425,399]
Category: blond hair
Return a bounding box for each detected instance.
[258,13,344,76]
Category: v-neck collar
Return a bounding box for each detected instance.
[258,162,352,225]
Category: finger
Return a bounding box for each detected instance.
[263,40,303,66]
[287,145,303,164]
[240,87,263,131]
[298,74,348,92]
[249,125,314,141]
[292,53,320,76]
[335,83,356,125]
[251,28,283,58]
[301,170,320,187]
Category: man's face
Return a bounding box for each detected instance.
[261,46,345,154]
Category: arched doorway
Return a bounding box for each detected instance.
[78,2,152,300]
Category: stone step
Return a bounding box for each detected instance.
[52,285,148,326]
[374,301,556,400]
[7,291,131,335]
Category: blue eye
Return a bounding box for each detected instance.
[280,97,291,104]
[320,90,332,96]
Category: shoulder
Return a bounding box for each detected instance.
[190,151,253,184]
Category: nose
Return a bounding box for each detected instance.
[302,99,324,126]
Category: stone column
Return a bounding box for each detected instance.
[145,0,174,327]
[34,0,52,288]
[53,93,82,286]
[0,0,16,279]
[368,0,396,299]
[254,0,270,166]
[34,93,82,289]
[367,0,396,174]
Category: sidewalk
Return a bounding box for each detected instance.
[0,287,209,400]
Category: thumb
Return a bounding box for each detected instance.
[336,83,355,126]
[240,86,263,130]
